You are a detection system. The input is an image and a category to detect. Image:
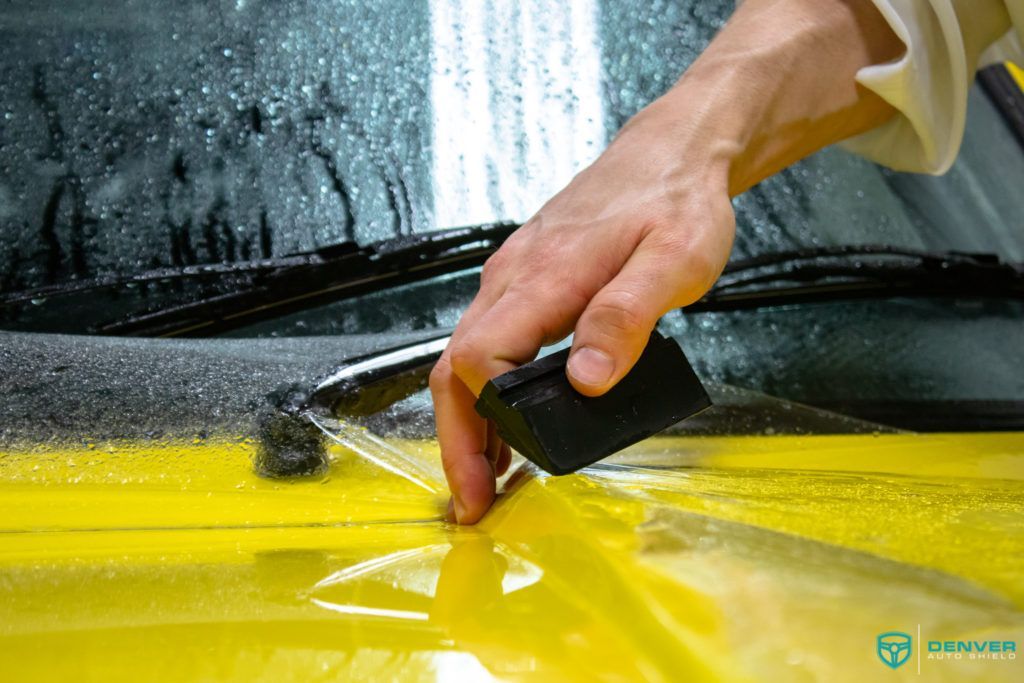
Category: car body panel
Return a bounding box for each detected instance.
[2,432,1022,681]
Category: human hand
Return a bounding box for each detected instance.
[430,106,736,524]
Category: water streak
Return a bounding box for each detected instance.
[430,0,606,226]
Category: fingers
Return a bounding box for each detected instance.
[443,437,510,523]
[567,237,714,396]
[434,282,585,525]
[432,196,732,523]
[448,287,584,395]
[431,354,495,525]
[430,283,508,526]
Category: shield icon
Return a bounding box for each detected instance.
[877,631,913,669]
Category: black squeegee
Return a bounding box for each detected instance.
[474,331,711,475]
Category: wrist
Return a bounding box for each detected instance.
[618,73,749,198]
[621,0,902,197]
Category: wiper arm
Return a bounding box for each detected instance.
[1,222,517,337]
[689,246,1024,312]
[5,238,1019,335]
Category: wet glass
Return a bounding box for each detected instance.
[1,0,1022,423]
[2,0,1022,289]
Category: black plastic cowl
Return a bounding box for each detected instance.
[474,332,711,475]
[254,383,328,478]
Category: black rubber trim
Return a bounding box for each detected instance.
[979,63,1024,151]
[99,223,515,337]
[807,400,1024,432]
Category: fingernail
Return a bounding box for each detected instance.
[452,493,467,524]
[568,346,614,386]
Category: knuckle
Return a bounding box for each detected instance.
[690,250,720,293]
[502,228,529,253]
[678,245,724,304]
[428,354,453,392]
[586,289,649,339]
[480,250,509,286]
[448,340,482,379]
[561,278,595,312]
[645,232,728,307]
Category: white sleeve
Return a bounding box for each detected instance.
[839,0,1024,175]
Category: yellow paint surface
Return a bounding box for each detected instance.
[1008,61,1024,92]
[1,432,1023,681]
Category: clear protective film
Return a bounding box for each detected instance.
[2,365,1023,681]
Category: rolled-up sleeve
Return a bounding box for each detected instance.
[840,0,1024,174]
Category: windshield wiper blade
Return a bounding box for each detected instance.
[0,222,517,337]
[102,222,518,337]
[689,246,1024,312]
[0,246,364,306]
[6,238,1020,335]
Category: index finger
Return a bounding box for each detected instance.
[429,288,507,525]
[430,355,495,524]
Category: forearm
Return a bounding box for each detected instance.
[622,0,905,196]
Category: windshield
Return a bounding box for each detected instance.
[1,0,1023,432]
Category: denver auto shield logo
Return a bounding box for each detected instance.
[877,631,913,669]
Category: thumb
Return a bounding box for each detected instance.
[566,242,710,396]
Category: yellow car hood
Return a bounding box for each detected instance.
[1,431,1023,681]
